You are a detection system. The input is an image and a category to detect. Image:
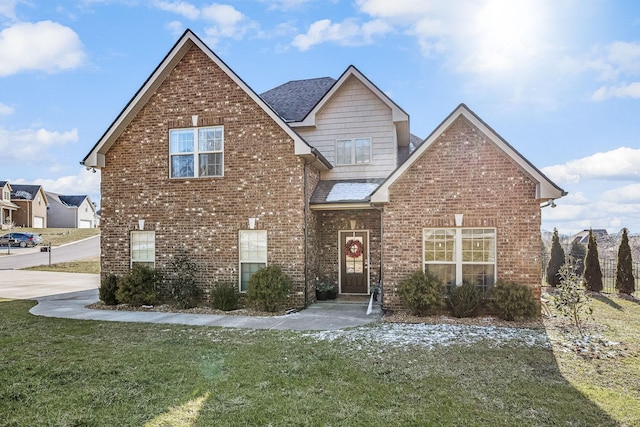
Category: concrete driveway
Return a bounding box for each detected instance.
[0,270,383,330]
[0,270,99,299]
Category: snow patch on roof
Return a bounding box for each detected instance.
[326,182,380,202]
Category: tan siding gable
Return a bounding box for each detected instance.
[298,76,397,180]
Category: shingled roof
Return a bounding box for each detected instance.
[260,77,336,122]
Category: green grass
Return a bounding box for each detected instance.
[24,257,100,274]
[1,295,638,426]
[8,227,100,247]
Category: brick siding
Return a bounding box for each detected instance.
[381,115,542,310]
[100,46,310,307]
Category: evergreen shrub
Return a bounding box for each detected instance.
[163,252,202,309]
[211,282,241,311]
[99,273,119,306]
[583,229,603,292]
[615,228,636,295]
[491,280,537,321]
[397,270,445,316]
[546,228,565,287]
[447,281,484,318]
[116,264,161,306]
[246,265,292,312]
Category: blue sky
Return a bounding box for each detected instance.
[1,0,639,235]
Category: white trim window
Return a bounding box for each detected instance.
[336,137,371,165]
[423,228,496,292]
[239,230,267,292]
[131,231,155,268]
[170,126,223,178]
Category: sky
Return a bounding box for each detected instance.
[0,0,639,235]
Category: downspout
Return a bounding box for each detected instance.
[371,203,385,310]
[303,158,310,309]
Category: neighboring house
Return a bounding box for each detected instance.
[10,184,48,228]
[46,192,97,228]
[0,181,19,230]
[83,30,566,310]
[571,229,609,245]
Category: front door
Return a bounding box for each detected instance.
[340,231,368,294]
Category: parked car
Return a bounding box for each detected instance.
[0,232,43,248]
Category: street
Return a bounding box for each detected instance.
[0,235,100,270]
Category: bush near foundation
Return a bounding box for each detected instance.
[491,280,537,321]
[211,282,241,311]
[397,270,445,316]
[99,273,119,306]
[116,264,161,307]
[163,252,202,309]
[246,265,292,312]
[447,281,484,318]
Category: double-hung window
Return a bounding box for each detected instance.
[170,126,223,178]
[239,230,267,292]
[423,228,496,292]
[336,138,371,165]
[131,231,155,268]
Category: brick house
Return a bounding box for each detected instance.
[10,184,48,228]
[83,30,565,310]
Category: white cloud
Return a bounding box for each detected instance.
[153,1,200,20]
[258,0,315,10]
[0,0,18,20]
[0,102,13,115]
[591,82,640,101]
[602,183,640,203]
[202,3,247,39]
[292,18,391,51]
[150,2,257,46]
[165,20,184,37]
[354,0,566,106]
[0,21,85,76]
[542,147,640,184]
[0,127,78,163]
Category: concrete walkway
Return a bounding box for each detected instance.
[0,270,383,331]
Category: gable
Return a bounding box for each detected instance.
[371,104,566,204]
[82,30,329,171]
[287,66,410,147]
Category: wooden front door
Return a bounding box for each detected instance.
[340,231,368,294]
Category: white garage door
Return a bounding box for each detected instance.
[33,216,44,228]
[79,220,92,228]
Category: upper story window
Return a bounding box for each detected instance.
[336,138,371,166]
[170,126,224,178]
[2,189,9,201]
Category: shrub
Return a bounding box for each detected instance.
[246,265,292,312]
[554,263,593,337]
[447,282,484,318]
[546,228,565,287]
[116,264,161,306]
[583,229,603,292]
[615,228,635,295]
[99,273,119,306]
[211,282,240,311]
[163,252,202,309]
[397,270,444,316]
[491,280,537,321]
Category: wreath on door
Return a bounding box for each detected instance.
[344,239,363,258]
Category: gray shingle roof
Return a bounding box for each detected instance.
[260,77,336,122]
[10,184,42,200]
[59,195,88,208]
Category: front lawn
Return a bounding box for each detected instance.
[0,294,638,426]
